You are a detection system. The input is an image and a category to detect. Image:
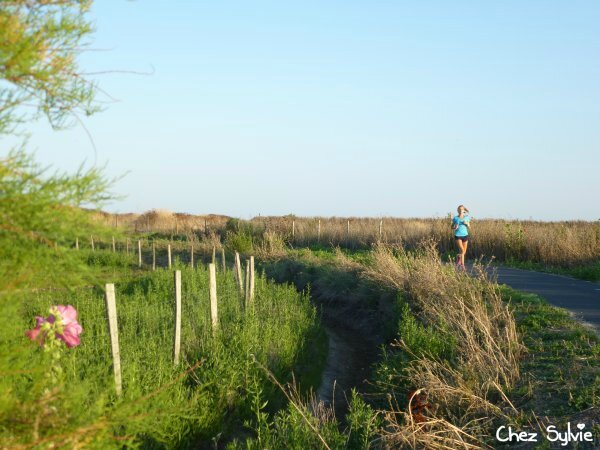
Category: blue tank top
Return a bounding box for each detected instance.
[452,214,470,237]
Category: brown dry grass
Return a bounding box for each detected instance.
[91,212,600,267]
[364,242,523,449]
[258,216,600,267]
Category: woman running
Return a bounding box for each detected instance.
[452,205,471,269]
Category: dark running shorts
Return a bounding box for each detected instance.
[454,235,469,242]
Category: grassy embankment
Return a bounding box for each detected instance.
[225,239,600,449]
[1,249,327,448]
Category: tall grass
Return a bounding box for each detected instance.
[364,242,523,449]
[256,216,600,268]
[95,212,600,269]
[1,261,324,448]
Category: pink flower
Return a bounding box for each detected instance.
[26,305,82,348]
[55,305,83,348]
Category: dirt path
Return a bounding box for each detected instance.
[487,265,600,334]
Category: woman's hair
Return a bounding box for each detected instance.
[457,204,469,213]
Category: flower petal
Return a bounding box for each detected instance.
[25,327,41,341]
[59,329,81,347]
[56,305,77,325]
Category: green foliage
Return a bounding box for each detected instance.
[0,149,119,291]
[84,249,132,268]
[503,222,526,260]
[372,302,457,400]
[1,264,323,447]
[397,303,457,361]
[230,389,381,449]
[0,0,98,134]
[346,390,381,449]
[503,286,600,418]
[224,220,256,253]
[231,400,346,450]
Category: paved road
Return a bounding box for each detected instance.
[485,265,600,334]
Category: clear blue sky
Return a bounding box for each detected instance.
[8,1,600,220]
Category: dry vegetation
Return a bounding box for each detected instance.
[93,211,599,268]
[92,211,600,267]
[256,216,600,268]
[90,209,230,234]
[363,242,522,449]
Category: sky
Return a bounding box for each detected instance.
[4,1,600,220]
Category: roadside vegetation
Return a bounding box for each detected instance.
[3,259,324,448]
[103,214,600,282]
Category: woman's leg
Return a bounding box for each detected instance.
[462,239,469,266]
[455,238,465,266]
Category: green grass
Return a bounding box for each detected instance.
[499,258,600,282]
[502,286,600,419]
[1,258,326,448]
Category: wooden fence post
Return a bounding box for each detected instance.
[90,235,95,251]
[211,246,216,265]
[152,242,156,271]
[317,220,321,242]
[204,219,207,235]
[209,263,218,331]
[379,220,383,241]
[168,244,172,269]
[126,239,129,255]
[249,256,255,304]
[221,248,226,272]
[292,220,295,239]
[138,240,142,267]
[75,237,79,250]
[104,284,122,397]
[234,252,244,295]
[190,244,194,268]
[173,270,181,365]
[347,219,350,237]
[244,259,250,307]
[112,236,116,253]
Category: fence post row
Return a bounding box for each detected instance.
[221,248,226,272]
[104,283,122,397]
[168,244,172,269]
[173,270,182,365]
[190,244,194,268]
[208,263,218,331]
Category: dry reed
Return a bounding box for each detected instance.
[364,241,523,449]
